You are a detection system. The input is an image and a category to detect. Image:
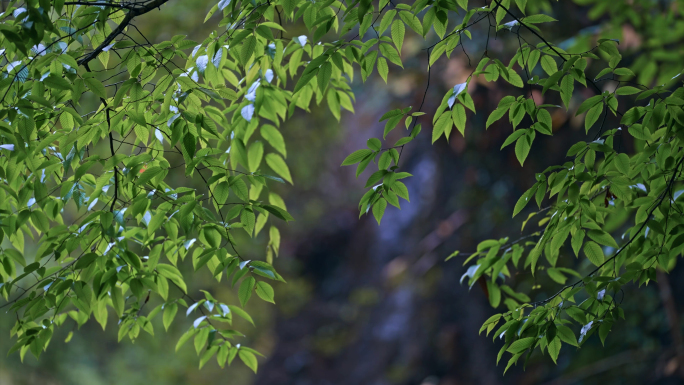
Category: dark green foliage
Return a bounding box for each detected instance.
[0,0,682,374]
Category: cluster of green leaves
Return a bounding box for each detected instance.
[341,106,420,223]
[339,0,684,373]
[0,0,349,372]
[574,0,684,86]
[1,0,683,375]
[433,0,684,374]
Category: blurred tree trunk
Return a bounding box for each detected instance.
[656,270,684,379]
[256,67,511,384]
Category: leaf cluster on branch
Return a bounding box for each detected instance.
[0,0,683,374]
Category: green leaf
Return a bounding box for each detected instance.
[523,14,557,24]
[238,350,258,373]
[583,241,605,266]
[507,69,524,88]
[176,329,196,352]
[399,11,422,35]
[599,320,613,345]
[241,208,256,236]
[560,75,573,109]
[255,281,275,303]
[614,153,630,175]
[515,0,527,13]
[163,303,178,331]
[527,49,540,73]
[241,36,256,64]
[537,108,553,133]
[507,337,535,354]
[379,44,403,70]
[487,280,501,307]
[479,314,502,334]
[432,114,452,143]
[74,253,99,269]
[265,154,293,184]
[571,229,585,256]
[248,141,264,173]
[378,9,397,34]
[379,108,405,122]
[342,149,374,166]
[547,268,567,284]
[261,125,286,157]
[587,230,618,248]
[293,68,316,94]
[452,104,467,136]
[238,277,256,307]
[595,67,613,80]
[317,62,332,93]
[576,95,603,115]
[515,132,533,166]
[384,114,403,139]
[183,133,196,158]
[84,78,107,99]
[543,70,564,95]
[377,57,389,83]
[585,103,603,133]
[363,140,380,154]
[501,130,526,149]
[372,198,387,224]
[487,108,508,129]
[228,305,254,325]
[614,68,635,77]
[616,86,641,95]
[513,184,537,217]
[392,181,410,201]
[391,19,405,54]
[557,324,579,346]
[261,204,295,222]
[540,56,558,76]
[199,346,218,369]
[43,75,72,91]
[547,337,561,363]
[157,264,187,293]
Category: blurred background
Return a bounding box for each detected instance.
[2,0,684,384]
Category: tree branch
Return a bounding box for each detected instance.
[64,1,132,9]
[530,156,684,307]
[77,0,170,67]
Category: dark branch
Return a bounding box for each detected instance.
[530,156,684,307]
[77,0,170,67]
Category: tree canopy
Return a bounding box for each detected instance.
[0,0,683,375]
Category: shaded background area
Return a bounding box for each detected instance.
[2,0,683,384]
